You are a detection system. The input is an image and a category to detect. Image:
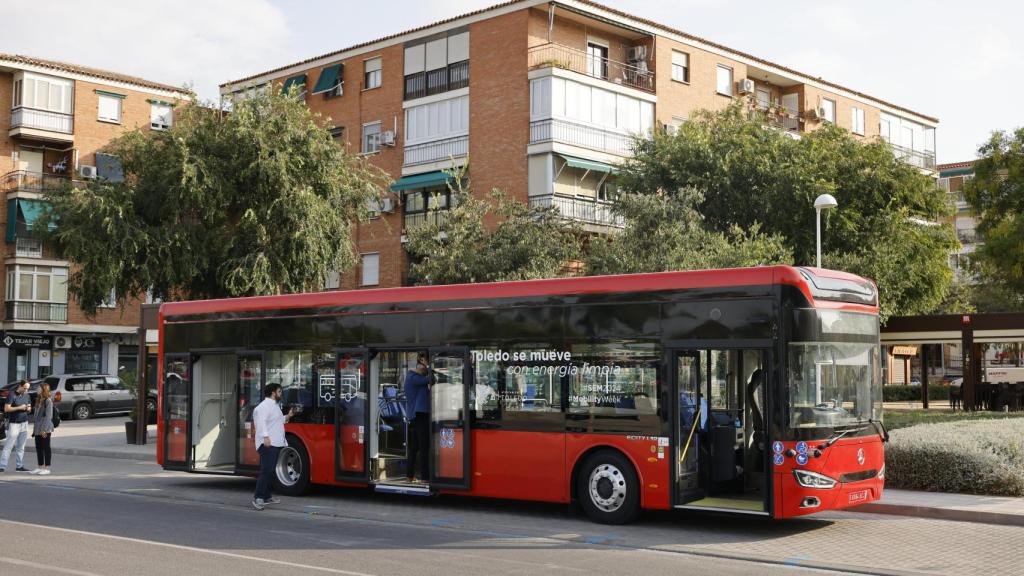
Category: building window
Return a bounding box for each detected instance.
[5,265,68,303]
[671,50,689,83]
[851,106,865,135]
[150,102,173,130]
[403,31,469,100]
[15,74,73,114]
[100,288,116,308]
[716,65,733,96]
[97,94,123,124]
[821,98,836,123]
[364,57,382,90]
[324,270,341,290]
[362,122,382,154]
[879,118,892,142]
[586,41,609,80]
[330,126,345,142]
[360,253,380,286]
[403,186,453,230]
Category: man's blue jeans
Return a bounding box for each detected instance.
[255,445,280,501]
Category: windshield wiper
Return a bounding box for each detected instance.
[817,427,854,450]
[868,418,889,443]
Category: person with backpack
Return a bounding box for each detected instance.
[1,380,32,472]
[30,382,55,475]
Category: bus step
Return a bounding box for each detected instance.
[375,483,431,496]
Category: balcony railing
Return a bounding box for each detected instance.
[530,194,623,228]
[403,210,449,233]
[403,134,469,166]
[530,118,636,156]
[2,170,73,193]
[404,60,470,100]
[10,107,73,134]
[892,144,936,171]
[747,105,803,133]
[5,301,67,323]
[14,237,43,258]
[528,43,654,93]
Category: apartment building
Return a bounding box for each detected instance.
[221,0,940,290]
[0,53,186,383]
[937,161,979,280]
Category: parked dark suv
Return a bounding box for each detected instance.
[42,374,156,420]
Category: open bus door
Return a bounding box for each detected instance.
[162,354,193,471]
[428,347,471,490]
[335,349,371,483]
[672,350,706,505]
[236,353,263,474]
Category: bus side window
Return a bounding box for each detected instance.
[470,348,501,422]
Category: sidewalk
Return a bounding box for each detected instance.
[2,416,156,461]
[852,488,1024,527]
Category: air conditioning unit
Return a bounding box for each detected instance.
[79,165,98,179]
[379,130,396,147]
[325,83,343,98]
[379,197,395,213]
[737,78,755,94]
[54,336,71,349]
[807,107,821,121]
[627,45,647,63]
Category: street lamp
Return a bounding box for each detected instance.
[814,194,838,268]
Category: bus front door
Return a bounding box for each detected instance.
[673,350,705,505]
[428,348,471,489]
[335,349,371,483]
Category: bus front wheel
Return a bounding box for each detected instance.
[273,436,311,496]
[577,450,640,525]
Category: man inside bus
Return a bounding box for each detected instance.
[404,354,431,483]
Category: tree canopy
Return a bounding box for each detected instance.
[405,171,582,284]
[42,88,387,313]
[615,104,956,320]
[963,127,1024,308]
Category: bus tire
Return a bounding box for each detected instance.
[273,436,311,496]
[577,450,640,525]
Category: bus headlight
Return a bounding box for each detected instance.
[793,469,837,489]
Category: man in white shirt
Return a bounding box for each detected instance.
[252,383,295,510]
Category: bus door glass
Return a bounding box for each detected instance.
[429,348,471,489]
[163,354,192,471]
[335,349,370,482]
[674,350,705,504]
[237,353,263,471]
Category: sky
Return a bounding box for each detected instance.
[0,0,1017,164]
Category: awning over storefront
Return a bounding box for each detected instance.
[390,171,454,192]
[281,74,306,95]
[6,198,53,242]
[559,154,618,174]
[312,64,343,94]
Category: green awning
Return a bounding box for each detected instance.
[559,154,618,174]
[390,171,454,192]
[312,64,343,94]
[281,74,307,95]
[6,199,53,242]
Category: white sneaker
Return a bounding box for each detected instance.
[29,469,41,475]
[38,469,51,476]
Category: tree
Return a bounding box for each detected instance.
[616,104,956,320]
[963,127,1024,304]
[42,88,387,313]
[585,188,792,276]
[405,171,582,284]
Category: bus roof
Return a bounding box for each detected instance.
[160,266,877,319]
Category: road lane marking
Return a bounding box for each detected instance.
[0,519,376,576]
[0,556,104,576]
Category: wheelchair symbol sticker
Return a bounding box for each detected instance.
[772,441,784,454]
[796,441,808,455]
[439,428,456,449]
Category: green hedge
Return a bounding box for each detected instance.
[883,385,952,402]
[885,418,1024,496]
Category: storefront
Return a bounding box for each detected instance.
[0,330,134,383]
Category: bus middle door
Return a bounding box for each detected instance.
[428,347,471,489]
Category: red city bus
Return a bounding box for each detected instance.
[157,266,885,523]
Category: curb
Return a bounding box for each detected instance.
[852,502,1024,527]
[3,438,155,463]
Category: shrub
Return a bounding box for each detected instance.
[883,385,951,402]
[885,418,1024,496]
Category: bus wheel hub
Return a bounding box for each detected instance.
[588,464,626,512]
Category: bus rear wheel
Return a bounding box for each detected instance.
[577,450,640,525]
[273,436,311,496]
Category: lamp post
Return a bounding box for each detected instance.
[814,194,838,268]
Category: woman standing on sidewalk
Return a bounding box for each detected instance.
[31,383,54,475]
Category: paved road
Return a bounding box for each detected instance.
[0,454,1020,575]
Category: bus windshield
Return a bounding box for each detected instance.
[787,309,881,431]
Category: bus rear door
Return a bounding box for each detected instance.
[429,347,471,489]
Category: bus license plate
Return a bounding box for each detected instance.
[848,490,870,504]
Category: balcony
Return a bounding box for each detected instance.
[2,170,73,194]
[892,143,936,171]
[5,301,67,323]
[528,43,654,93]
[530,194,623,228]
[747,103,803,134]
[403,135,469,167]
[530,118,635,156]
[957,229,979,244]
[14,237,43,258]
[9,107,74,142]
[404,60,469,100]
